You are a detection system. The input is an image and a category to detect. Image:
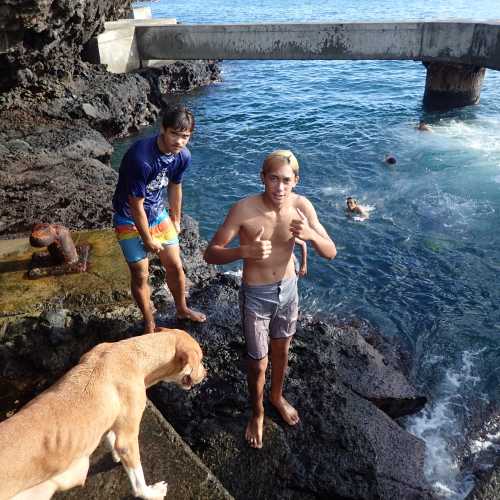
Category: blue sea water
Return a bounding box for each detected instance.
[119,2,500,497]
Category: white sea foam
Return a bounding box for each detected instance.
[434,118,500,155]
[408,350,486,499]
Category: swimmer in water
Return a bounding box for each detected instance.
[346,197,368,218]
[416,121,432,132]
[384,154,397,165]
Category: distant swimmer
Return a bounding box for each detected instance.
[416,121,433,132]
[384,154,397,165]
[346,197,368,219]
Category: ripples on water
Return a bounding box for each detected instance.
[122,1,500,497]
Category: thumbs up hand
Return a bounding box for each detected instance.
[243,226,272,260]
[290,208,312,240]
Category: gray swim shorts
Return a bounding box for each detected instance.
[239,276,299,360]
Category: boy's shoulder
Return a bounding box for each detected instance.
[177,146,191,161]
[228,194,262,219]
[233,193,261,208]
[126,135,157,161]
[242,193,261,203]
[291,193,310,208]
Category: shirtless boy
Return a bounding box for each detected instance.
[204,150,336,448]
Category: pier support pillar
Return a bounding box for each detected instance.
[422,62,485,111]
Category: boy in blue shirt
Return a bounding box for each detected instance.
[113,106,206,333]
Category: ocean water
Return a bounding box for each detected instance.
[119,2,500,497]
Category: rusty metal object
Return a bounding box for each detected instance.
[30,223,78,264]
[28,223,90,278]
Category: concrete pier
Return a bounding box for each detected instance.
[135,21,500,69]
[423,62,486,110]
[88,20,500,109]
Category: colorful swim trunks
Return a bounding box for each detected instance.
[113,209,178,263]
[239,276,299,360]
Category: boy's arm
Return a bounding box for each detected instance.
[290,199,336,260]
[128,196,162,254]
[167,182,182,233]
[204,204,272,264]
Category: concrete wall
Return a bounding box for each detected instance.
[90,18,177,73]
[134,21,500,70]
[128,6,152,20]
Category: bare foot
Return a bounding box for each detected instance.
[245,413,264,449]
[177,308,206,323]
[270,396,300,426]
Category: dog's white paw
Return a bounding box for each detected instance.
[111,450,121,463]
[139,481,168,499]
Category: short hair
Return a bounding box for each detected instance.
[161,105,195,132]
[262,150,299,176]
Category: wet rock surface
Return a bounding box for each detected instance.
[462,410,500,500]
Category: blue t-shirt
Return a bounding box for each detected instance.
[112,135,191,223]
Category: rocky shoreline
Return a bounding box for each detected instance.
[2,0,493,498]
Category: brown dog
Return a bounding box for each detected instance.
[0,328,206,500]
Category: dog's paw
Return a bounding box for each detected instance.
[111,450,121,463]
[140,481,168,499]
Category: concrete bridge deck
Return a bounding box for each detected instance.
[135,21,500,70]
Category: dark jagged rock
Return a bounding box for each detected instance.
[0,110,116,235]
[0,274,433,499]
[0,0,133,91]
[461,409,500,500]
[148,274,433,500]
[0,60,221,142]
[467,457,500,500]
[329,319,427,418]
[139,60,222,106]
[0,63,220,235]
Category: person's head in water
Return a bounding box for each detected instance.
[417,121,432,132]
[384,155,397,165]
[346,197,368,218]
[158,105,195,154]
[346,197,358,212]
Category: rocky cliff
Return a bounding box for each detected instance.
[0,0,132,91]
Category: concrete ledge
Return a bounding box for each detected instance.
[54,401,234,500]
[104,18,177,31]
[129,6,152,20]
